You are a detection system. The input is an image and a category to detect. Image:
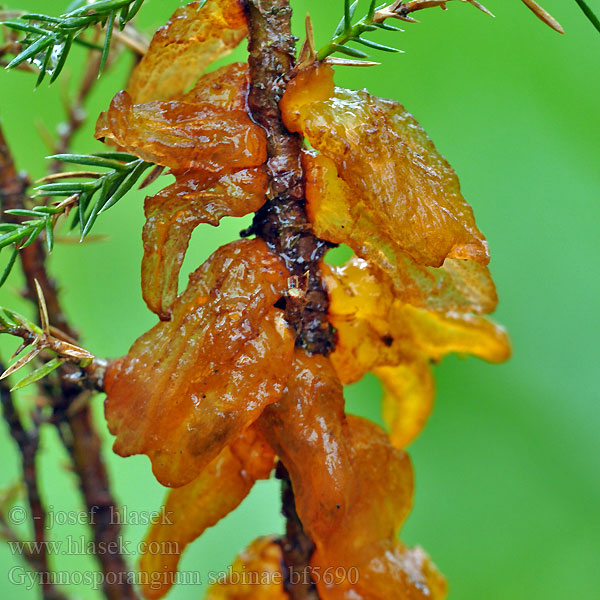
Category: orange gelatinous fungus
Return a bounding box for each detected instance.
[394,254,499,315]
[95,63,266,169]
[283,65,489,269]
[127,0,249,104]
[139,427,275,600]
[323,258,510,446]
[395,302,512,364]
[142,167,268,319]
[321,259,395,381]
[309,415,445,600]
[96,61,268,318]
[321,415,415,550]
[256,350,444,598]
[305,151,498,315]
[204,536,287,600]
[256,350,354,540]
[323,259,509,379]
[104,240,294,488]
[94,86,266,174]
[0,0,518,596]
[179,62,251,110]
[323,540,447,600]
[375,359,435,449]
[279,63,335,128]
[89,4,511,596]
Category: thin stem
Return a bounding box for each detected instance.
[0,123,136,600]
[0,369,68,600]
[318,9,381,61]
[276,462,319,600]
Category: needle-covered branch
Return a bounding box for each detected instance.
[0,123,135,600]
[0,302,107,392]
[0,152,154,286]
[317,0,566,61]
[0,0,148,82]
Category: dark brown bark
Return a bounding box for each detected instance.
[244,0,335,357]
[245,2,331,599]
[53,389,137,600]
[0,126,73,336]
[276,462,320,600]
[0,368,67,600]
[0,124,136,600]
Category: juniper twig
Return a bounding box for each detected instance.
[0,122,135,600]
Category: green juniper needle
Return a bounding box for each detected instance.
[0,153,153,286]
[1,0,148,82]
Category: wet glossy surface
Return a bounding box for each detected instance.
[304,151,498,315]
[139,427,275,599]
[205,536,287,600]
[127,0,248,104]
[104,240,293,488]
[257,350,445,599]
[98,8,508,597]
[312,415,446,600]
[283,66,489,269]
[257,351,353,541]
[281,65,499,318]
[375,360,435,450]
[142,166,268,319]
[96,84,265,174]
[324,258,510,447]
[96,61,269,318]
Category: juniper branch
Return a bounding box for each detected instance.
[0,123,135,600]
[0,304,107,392]
[245,1,334,598]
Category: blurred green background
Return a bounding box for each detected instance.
[0,0,598,598]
